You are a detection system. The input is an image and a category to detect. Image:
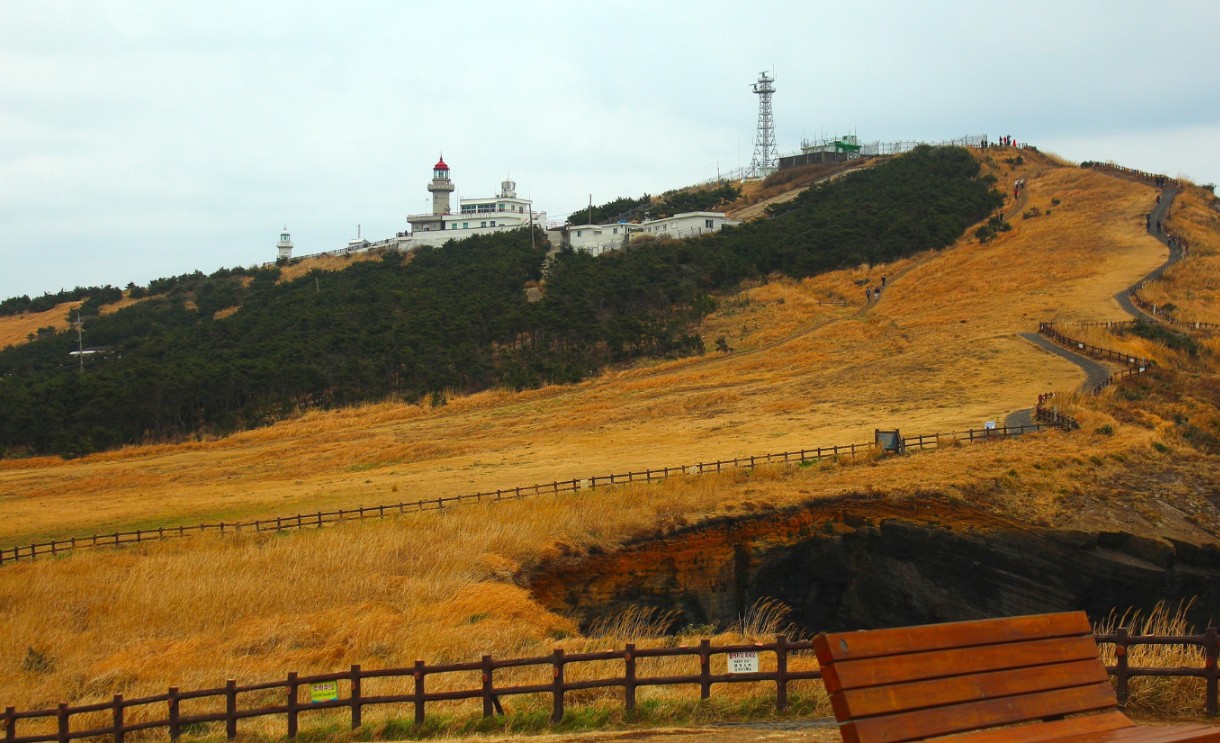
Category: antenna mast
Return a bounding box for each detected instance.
[749,71,779,178]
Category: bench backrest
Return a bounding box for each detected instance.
[811,611,1127,742]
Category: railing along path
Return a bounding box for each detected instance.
[1,425,1051,566]
[5,630,1220,743]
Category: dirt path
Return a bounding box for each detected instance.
[432,720,841,743]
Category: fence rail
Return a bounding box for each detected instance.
[1,422,1063,567]
[4,630,1217,743]
[1081,161,1181,190]
[1129,289,1220,331]
[1037,322,1154,369]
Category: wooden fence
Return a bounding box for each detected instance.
[1129,289,1220,331]
[1034,392,1081,431]
[0,424,1056,567]
[5,631,1219,743]
[1081,161,1181,190]
[1037,322,1154,369]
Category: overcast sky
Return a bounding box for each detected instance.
[1,1,1217,301]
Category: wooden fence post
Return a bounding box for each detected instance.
[775,636,789,712]
[57,703,69,743]
[168,687,180,742]
[413,660,426,726]
[1113,628,1130,707]
[351,665,362,729]
[551,649,566,723]
[624,644,637,714]
[481,655,495,717]
[226,680,237,740]
[4,707,15,743]
[699,639,711,700]
[286,672,299,739]
[112,694,124,743]
[1206,627,1219,717]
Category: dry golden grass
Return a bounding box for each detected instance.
[275,251,384,283]
[0,302,82,348]
[1094,600,1210,720]
[2,150,1217,727]
[1138,187,1220,324]
[0,430,1173,719]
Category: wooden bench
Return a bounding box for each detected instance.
[811,611,1220,742]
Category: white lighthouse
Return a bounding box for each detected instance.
[276,225,293,261]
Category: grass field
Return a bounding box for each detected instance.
[2,151,1218,728]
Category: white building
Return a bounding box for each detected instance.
[562,211,741,256]
[404,156,544,247]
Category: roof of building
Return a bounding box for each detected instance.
[434,157,449,171]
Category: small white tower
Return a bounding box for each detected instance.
[276,225,293,261]
[499,177,517,199]
[427,155,455,215]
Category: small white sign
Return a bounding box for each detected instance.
[727,651,759,674]
[984,421,996,430]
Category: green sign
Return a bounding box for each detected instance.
[310,681,338,703]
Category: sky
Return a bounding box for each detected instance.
[1,1,1218,301]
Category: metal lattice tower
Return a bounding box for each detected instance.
[750,71,778,177]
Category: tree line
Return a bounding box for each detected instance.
[0,146,1001,457]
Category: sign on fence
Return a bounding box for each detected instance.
[310,681,338,703]
[727,650,759,674]
[875,429,903,454]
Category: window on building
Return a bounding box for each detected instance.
[706,219,714,229]
[481,221,487,228]
[463,222,469,229]
[612,227,618,234]
[577,230,583,237]
[490,220,496,227]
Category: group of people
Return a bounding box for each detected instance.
[1013,178,1026,200]
[865,274,888,303]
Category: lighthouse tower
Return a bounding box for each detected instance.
[276,225,293,261]
[427,156,455,215]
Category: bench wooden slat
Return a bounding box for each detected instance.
[1049,725,1220,742]
[823,635,1103,693]
[831,658,1111,721]
[933,710,1136,741]
[814,612,1092,663]
[815,613,1220,742]
[842,681,1121,743]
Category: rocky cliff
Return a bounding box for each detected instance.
[528,493,1220,633]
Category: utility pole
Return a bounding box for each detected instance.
[74,310,84,374]
[588,194,593,226]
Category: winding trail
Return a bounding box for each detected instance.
[1004,178,1177,428]
[1115,184,1182,320]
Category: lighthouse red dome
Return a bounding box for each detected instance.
[433,157,449,170]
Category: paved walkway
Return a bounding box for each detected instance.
[1115,185,1182,320]
[1004,181,1177,428]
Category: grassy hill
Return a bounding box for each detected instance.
[1,148,1219,733]
[0,146,1000,458]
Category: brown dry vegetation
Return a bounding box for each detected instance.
[1138,186,1220,325]
[2,151,1219,731]
[0,296,141,350]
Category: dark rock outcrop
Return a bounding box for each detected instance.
[528,494,1220,633]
